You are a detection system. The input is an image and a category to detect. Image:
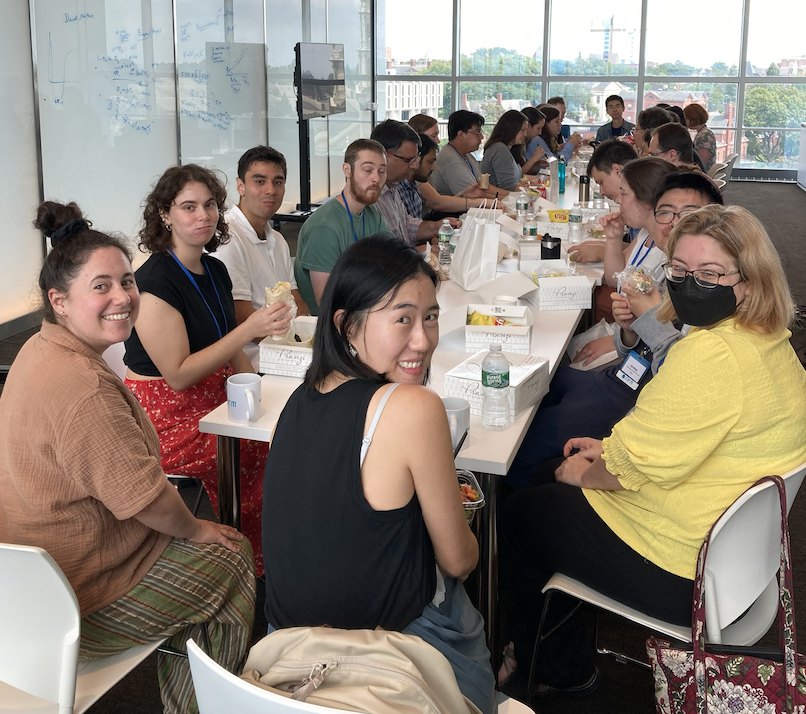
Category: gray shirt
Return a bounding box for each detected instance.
[480,142,522,192]
[429,143,480,196]
[613,303,688,374]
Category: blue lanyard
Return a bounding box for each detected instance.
[630,237,655,267]
[168,248,228,340]
[341,190,365,243]
[450,143,477,179]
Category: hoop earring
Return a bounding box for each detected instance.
[164,222,172,232]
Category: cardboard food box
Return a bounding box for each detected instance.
[443,350,550,422]
[258,316,317,377]
[462,304,533,355]
[519,261,593,311]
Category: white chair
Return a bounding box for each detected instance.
[707,161,727,178]
[714,178,727,189]
[723,152,739,182]
[0,543,162,713]
[188,639,536,713]
[531,461,806,680]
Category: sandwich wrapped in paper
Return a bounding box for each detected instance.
[264,281,297,341]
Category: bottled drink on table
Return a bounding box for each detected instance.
[515,194,529,221]
[450,228,460,255]
[438,220,453,269]
[568,203,583,244]
[522,214,538,240]
[481,344,510,431]
[558,159,566,194]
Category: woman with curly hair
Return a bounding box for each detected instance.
[124,164,286,573]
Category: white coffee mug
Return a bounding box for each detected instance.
[442,397,470,451]
[227,373,262,422]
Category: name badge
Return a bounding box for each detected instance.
[616,350,650,391]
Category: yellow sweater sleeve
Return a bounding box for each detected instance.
[603,327,741,491]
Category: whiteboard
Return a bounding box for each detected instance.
[32,0,178,241]
[0,2,43,325]
[176,0,267,203]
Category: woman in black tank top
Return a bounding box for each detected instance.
[262,234,496,714]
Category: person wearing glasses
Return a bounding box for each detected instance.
[505,171,720,493]
[611,172,724,370]
[498,204,806,697]
[429,110,510,206]
[371,120,461,250]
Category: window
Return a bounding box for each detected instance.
[549,2,640,77]
[458,81,541,127]
[644,0,741,77]
[460,0,544,76]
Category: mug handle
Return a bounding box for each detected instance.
[246,390,256,421]
[449,415,458,448]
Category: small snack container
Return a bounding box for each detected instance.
[259,316,317,377]
[458,470,485,526]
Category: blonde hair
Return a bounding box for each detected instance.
[656,205,795,334]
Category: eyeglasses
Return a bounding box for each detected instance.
[654,208,696,224]
[649,150,667,157]
[388,152,419,166]
[466,129,484,137]
[662,262,741,288]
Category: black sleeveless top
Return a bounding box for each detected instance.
[124,253,235,377]
[262,379,437,631]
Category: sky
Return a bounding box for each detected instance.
[382,0,806,72]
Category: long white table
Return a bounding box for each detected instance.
[199,273,588,658]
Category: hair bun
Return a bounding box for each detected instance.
[49,217,90,246]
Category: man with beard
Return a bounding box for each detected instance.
[294,139,391,316]
[217,146,309,370]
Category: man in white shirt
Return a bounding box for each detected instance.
[217,146,309,370]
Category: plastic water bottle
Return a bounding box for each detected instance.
[522,213,538,240]
[450,228,460,255]
[481,344,510,431]
[515,193,529,222]
[438,220,453,269]
[558,159,566,194]
[569,203,583,245]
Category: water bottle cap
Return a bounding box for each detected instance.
[490,344,502,352]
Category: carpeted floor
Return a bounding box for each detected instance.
[1,180,804,713]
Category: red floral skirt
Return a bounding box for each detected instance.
[126,367,268,575]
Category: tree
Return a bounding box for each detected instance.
[743,84,806,165]
[478,99,503,126]
[767,62,781,77]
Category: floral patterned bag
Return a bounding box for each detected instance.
[646,475,806,714]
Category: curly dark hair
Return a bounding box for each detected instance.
[139,164,230,254]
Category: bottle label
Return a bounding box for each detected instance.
[439,233,451,244]
[569,214,582,224]
[482,370,509,388]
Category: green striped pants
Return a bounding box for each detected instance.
[80,538,256,714]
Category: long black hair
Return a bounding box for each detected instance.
[304,234,438,389]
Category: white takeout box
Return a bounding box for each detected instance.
[476,272,540,306]
[259,316,317,377]
[449,304,533,354]
[519,261,593,311]
[444,350,550,422]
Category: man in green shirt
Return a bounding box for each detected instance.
[294,139,391,315]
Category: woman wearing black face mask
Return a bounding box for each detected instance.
[498,204,806,697]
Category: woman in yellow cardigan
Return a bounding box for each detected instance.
[498,204,806,697]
